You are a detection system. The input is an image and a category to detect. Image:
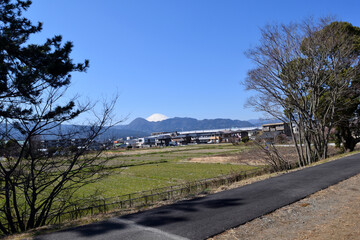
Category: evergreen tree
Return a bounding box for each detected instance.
[0,0,88,121]
[0,1,117,235]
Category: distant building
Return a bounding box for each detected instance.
[155,134,172,146]
[38,138,108,151]
[121,127,261,148]
[136,136,156,148]
[261,122,291,139]
[151,132,172,136]
[171,134,192,145]
[124,138,137,147]
[40,138,88,149]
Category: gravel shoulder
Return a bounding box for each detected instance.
[209,173,360,240]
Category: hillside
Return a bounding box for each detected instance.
[0,124,148,141]
[116,117,254,133]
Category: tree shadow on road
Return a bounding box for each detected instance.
[35,197,243,239]
[34,220,126,239]
[122,197,244,227]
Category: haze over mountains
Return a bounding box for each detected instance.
[115,117,254,134]
[2,116,278,140]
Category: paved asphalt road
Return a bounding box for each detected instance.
[36,153,360,240]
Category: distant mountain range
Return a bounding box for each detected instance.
[2,117,277,140]
[0,124,148,141]
[115,117,255,135]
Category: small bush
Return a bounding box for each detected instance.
[275,134,288,144]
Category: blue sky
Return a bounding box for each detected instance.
[24,0,360,124]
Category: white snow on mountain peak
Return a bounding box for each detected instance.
[146,113,169,122]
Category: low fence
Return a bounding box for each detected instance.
[0,166,270,233]
[52,166,269,224]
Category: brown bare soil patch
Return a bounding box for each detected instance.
[188,145,339,167]
[189,156,265,165]
[188,146,298,166]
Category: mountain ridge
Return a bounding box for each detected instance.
[115,117,254,134]
[2,117,273,140]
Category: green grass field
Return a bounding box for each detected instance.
[77,144,260,198]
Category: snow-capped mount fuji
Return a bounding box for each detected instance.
[146,113,169,122]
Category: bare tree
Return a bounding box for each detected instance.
[0,87,119,234]
[245,18,360,166]
[253,139,291,171]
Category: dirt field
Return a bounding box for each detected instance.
[188,155,266,165]
[188,146,338,166]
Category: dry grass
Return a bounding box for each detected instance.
[188,145,339,167]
